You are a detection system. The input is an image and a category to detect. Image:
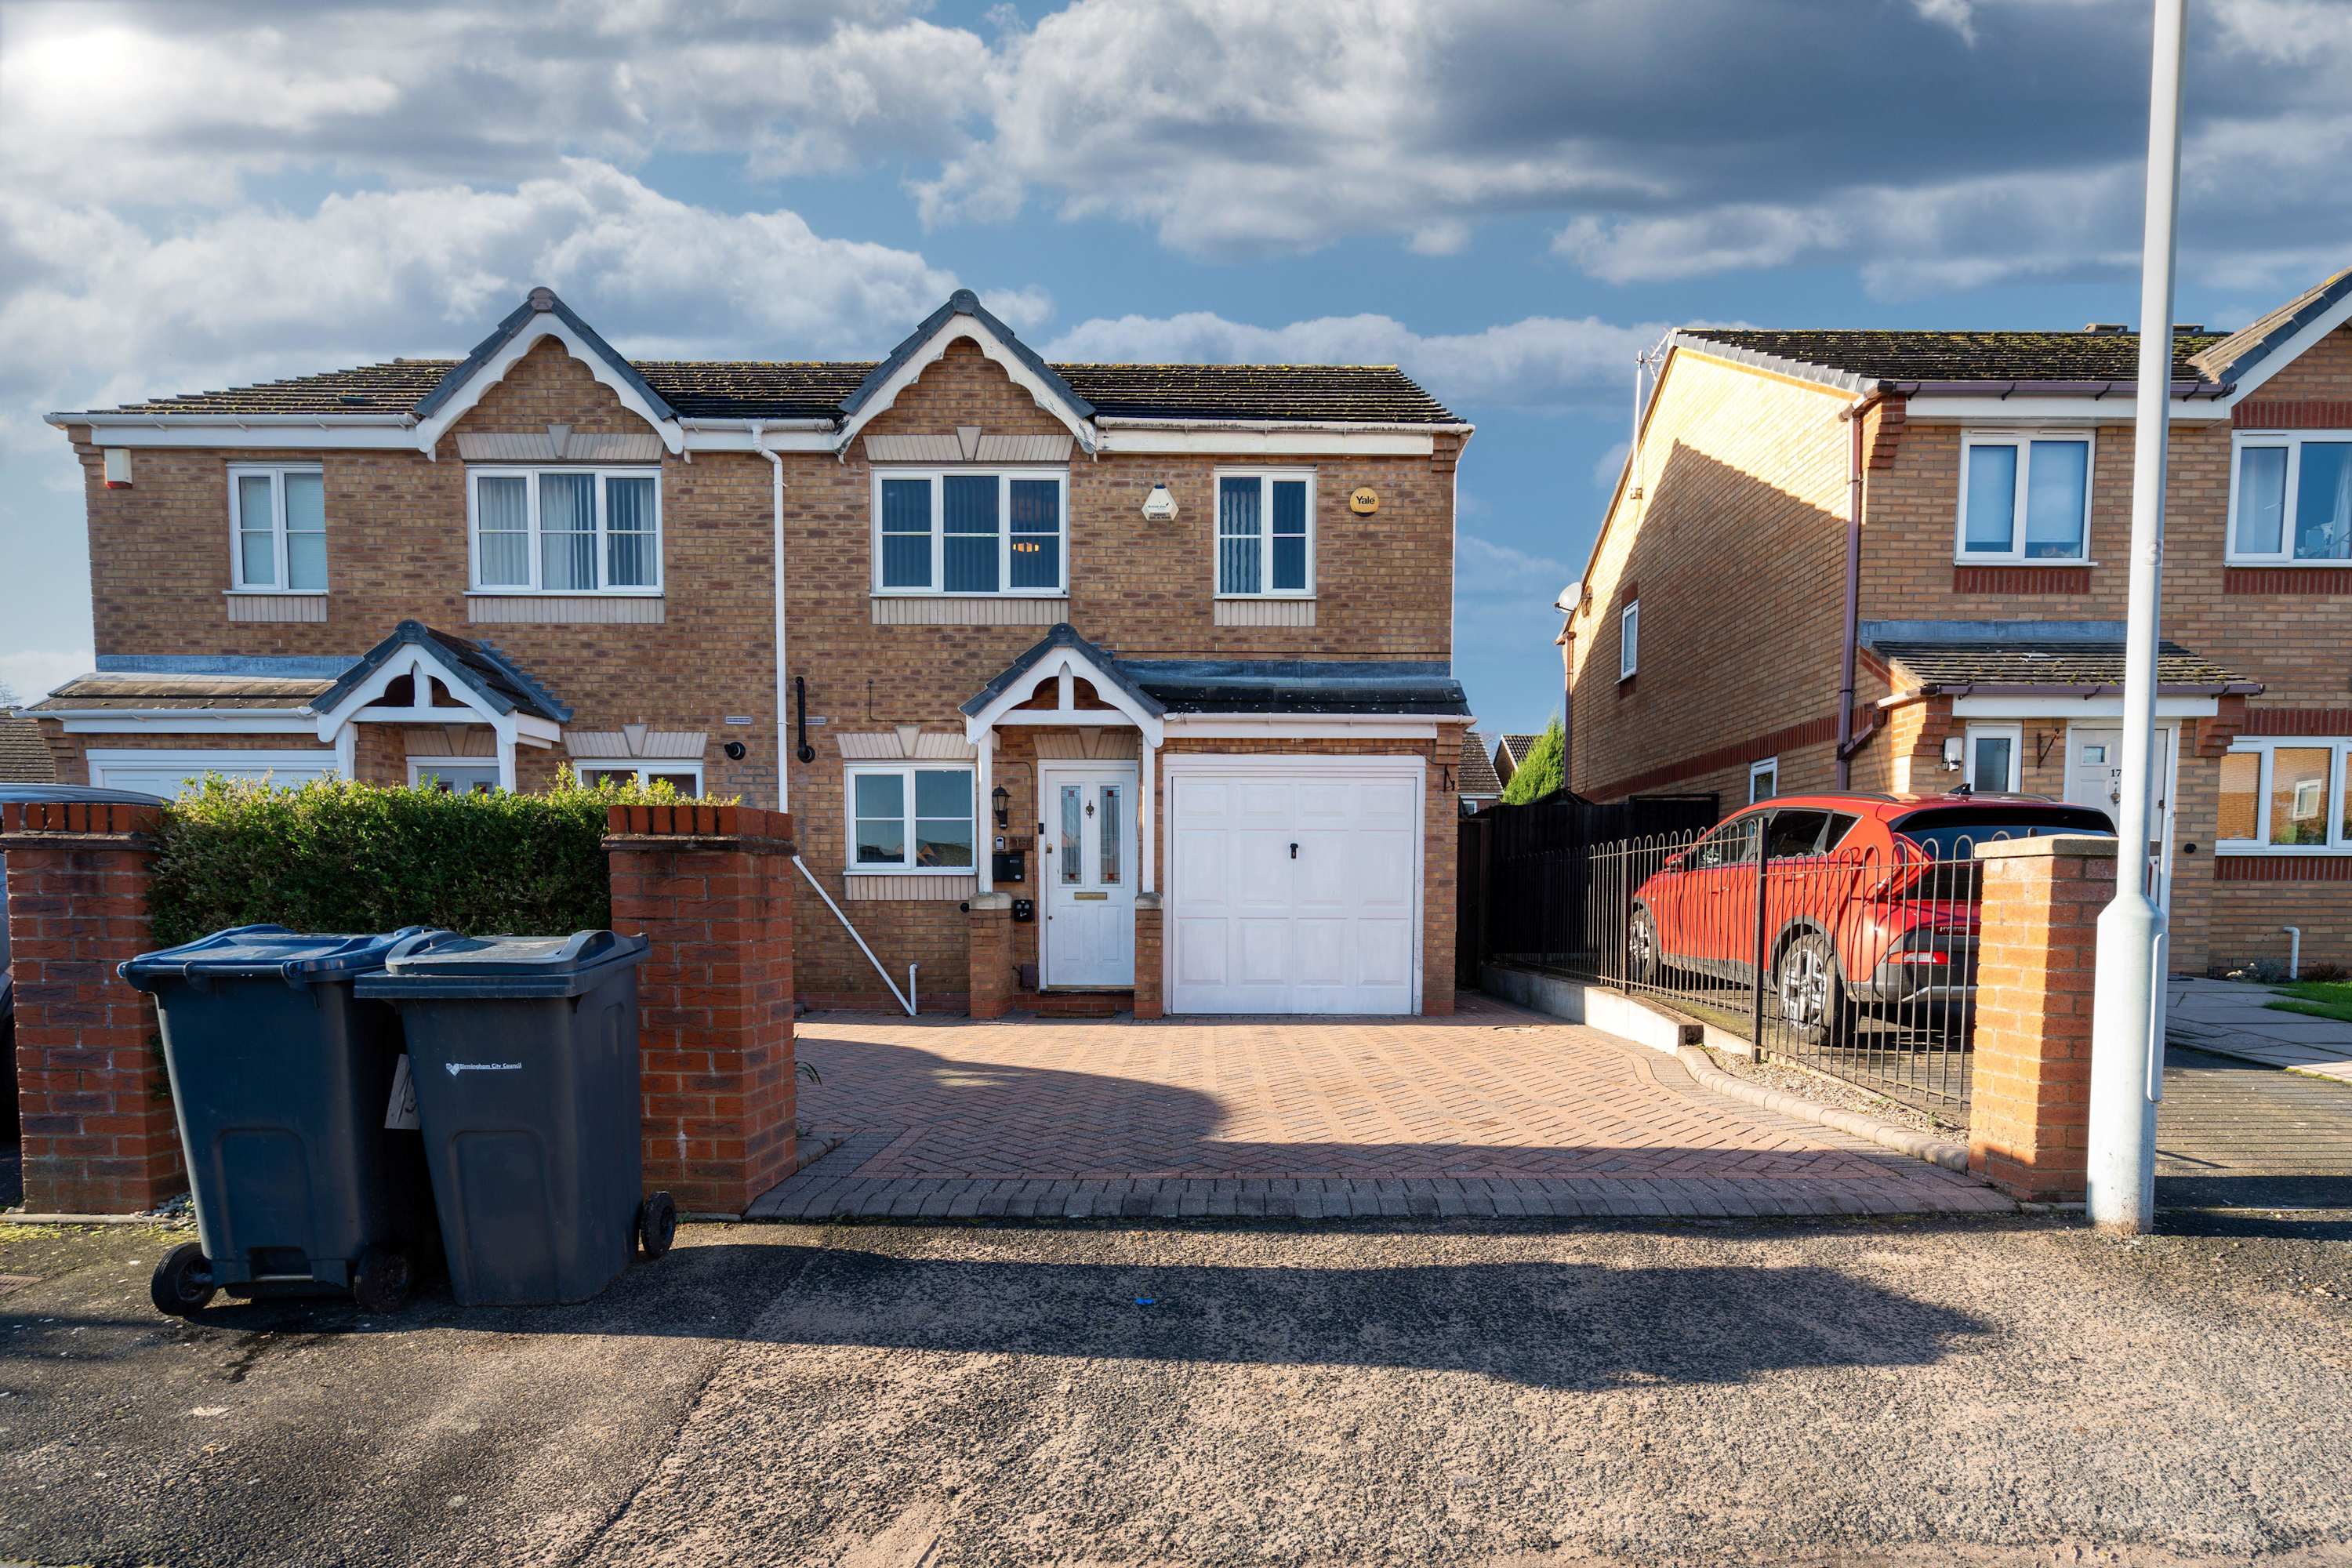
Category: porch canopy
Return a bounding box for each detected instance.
[957,621,1472,894]
[27,620,571,790]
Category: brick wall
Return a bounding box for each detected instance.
[1565,352,1852,806]
[0,800,183,1214]
[604,804,801,1215]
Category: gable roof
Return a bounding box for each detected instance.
[64,289,1465,429]
[313,621,570,724]
[1458,732,1503,798]
[1678,327,2229,391]
[1497,732,1542,764]
[416,287,678,425]
[2189,267,2352,390]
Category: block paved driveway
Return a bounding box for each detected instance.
[753,993,2006,1220]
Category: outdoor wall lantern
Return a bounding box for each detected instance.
[992,783,1011,827]
[1942,736,1965,771]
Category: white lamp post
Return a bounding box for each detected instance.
[2087,0,2187,1234]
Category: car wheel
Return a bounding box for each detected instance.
[150,1241,216,1319]
[1626,904,1662,987]
[1773,931,1852,1050]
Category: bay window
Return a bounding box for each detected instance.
[2217,739,2352,853]
[469,468,661,593]
[847,763,975,872]
[1958,433,2091,562]
[871,470,1066,595]
[1216,471,1314,597]
[2229,432,2352,564]
[228,466,328,592]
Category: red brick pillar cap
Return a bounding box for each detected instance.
[1135,891,1162,911]
[1970,833,2119,862]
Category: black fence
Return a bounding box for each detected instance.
[1479,790,1719,969]
[1477,799,1994,1128]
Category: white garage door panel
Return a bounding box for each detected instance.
[1167,760,1423,1015]
[85,749,339,797]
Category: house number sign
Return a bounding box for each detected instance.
[1348,486,1380,515]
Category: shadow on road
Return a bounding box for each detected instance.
[3,1238,1996,1392]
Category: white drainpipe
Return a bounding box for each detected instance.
[756,424,789,813]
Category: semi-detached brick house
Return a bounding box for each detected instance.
[35,289,1474,1017]
[1560,267,2352,977]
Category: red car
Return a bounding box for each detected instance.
[1625,792,2115,1044]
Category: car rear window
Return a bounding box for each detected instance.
[1891,805,2116,859]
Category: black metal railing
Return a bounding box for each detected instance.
[1538,828,1994,1126]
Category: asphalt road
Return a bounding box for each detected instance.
[4,1214,2351,1568]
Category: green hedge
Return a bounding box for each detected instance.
[147,770,731,949]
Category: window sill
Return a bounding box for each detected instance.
[1951,557,2096,568]
[467,594,666,626]
[871,595,1066,627]
[1215,597,1316,627]
[224,589,328,597]
[465,589,665,598]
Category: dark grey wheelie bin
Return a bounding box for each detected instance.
[355,930,675,1306]
[118,924,452,1317]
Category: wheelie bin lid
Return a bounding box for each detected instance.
[118,924,452,992]
[354,929,648,1000]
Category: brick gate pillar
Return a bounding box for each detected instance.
[604,804,799,1218]
[1132,893,1163,1020]
[1,800,184,1215]
[967,893,1013,1019]
[1967,835,2118,1203]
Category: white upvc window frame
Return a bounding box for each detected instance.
[466,466,664,596]
[1964,722,2023,793]
[842,760,978,876]
[227,464,328,593]
[1748,756,1778,804]
[1955,430,2095,564]
[573,760,705,792]
[1618,599,1639,680]
[2216,737,2352,855]
[406,756,503,793]
[2227,429,2352,565]
[869,468,1070,597]
[1212,468,1318,599]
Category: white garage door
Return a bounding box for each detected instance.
[85,749,340,798]
[1167,757,1422,1014]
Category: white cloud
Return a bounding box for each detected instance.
[1,162,1011,458]
[1455,532,1569,600]
[1912,0,1977,45]
[1593,440,1631,489]
[1043,311,1666,412]
[1554,206,1847,285]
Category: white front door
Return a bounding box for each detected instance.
[1165,757,1422,1014]
[1040,763,1137,988]
[2067,724,2177,909]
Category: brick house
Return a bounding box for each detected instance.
[1560,267,2352,976]
[35,288,1473,1016]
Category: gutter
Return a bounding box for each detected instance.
[1867,376,2230,401]
[46,411,416,429]
[1091,416,1476,435]
[1913,680,2264,699]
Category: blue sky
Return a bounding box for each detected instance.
[2,0,2347,735]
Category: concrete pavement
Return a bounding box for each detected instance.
[2169,976,2352,1085]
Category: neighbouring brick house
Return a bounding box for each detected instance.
[36,288,1473,1016]
[1490,731,1542,790]
[1560,267,2352,976]
[1457,731,1502,813]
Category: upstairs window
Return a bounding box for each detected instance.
[2230,432,2352,564]
[1958,433,2091,562]
[1216,471,1314,597]
[873,470,1066,596]
[228,466,327,592]
[1618,599,1639,680]
[469,468,661,593]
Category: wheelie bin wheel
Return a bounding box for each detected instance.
[151,1242,216,1318]
[637,1192,677,1260]
[350,1245,412,1313]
